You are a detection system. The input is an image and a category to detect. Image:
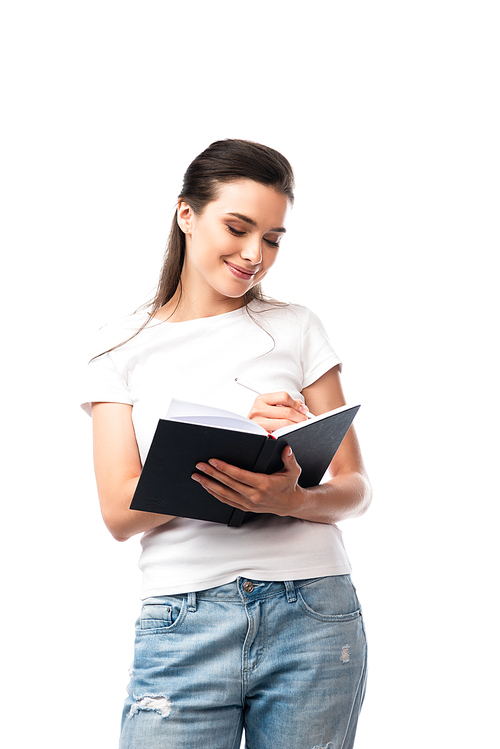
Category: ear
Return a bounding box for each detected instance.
[177,200,194,235]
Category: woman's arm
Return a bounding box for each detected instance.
[91,402,175,541]
[192,367,372,524]
[298,366,372,522]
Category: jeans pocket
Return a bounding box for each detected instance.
[296,575,362,623]
[138,595,187,633]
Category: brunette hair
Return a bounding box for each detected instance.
[92,139,294,358]
[152,138,295,316]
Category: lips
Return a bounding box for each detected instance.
[224,261,258,280]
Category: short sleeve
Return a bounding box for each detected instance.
[300,308,342,388]
[80,351,133,416]
[80,321,134,416]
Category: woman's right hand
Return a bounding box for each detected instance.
[247,391,310,433]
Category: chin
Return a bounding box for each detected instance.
[216,279,257,299]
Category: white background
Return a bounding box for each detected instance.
[2,1,498,746]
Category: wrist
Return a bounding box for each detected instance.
[284,483,309,518]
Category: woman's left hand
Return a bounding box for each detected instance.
[191,445,305,517]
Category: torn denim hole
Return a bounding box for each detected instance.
[128,695,172,719]
[341,644,350,663]
[312,744,334,749]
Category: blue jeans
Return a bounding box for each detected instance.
[120,575,367,749]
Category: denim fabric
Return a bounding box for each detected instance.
[119,575,367,749]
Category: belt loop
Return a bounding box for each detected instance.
[187,591,197,612]
[284,581,297,603]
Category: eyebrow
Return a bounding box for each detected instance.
[226,212,287,233]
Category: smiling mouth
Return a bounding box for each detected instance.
[224,261,258,280]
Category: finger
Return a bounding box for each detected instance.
[257,391,309,415]
[191,470,241,499]
[250,401,309,426]
[280,445,302,479]
[251,419,299,433]
[194,460,257,490]
[191,473,250,509]
[191,466,261,509]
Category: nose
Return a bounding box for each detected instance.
[240,238,262,265]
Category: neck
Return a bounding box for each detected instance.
[155,286,248,323]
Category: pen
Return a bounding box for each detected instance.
[234,378,315,418]
[234,378,261,396]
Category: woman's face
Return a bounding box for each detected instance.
[179,180,289,302]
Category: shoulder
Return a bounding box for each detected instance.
[247,299,326,330]
[87,310,149,360]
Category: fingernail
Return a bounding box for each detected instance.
[191,473,201,482]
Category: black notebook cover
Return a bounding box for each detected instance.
[130,404,360,526]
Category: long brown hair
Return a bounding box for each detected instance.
[93,139,295,357]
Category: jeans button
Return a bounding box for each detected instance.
[243,581,254,593]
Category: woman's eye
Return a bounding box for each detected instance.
[227,226,245,237]
[226,225,281,247]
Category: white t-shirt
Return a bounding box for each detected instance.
[82,300,352,597]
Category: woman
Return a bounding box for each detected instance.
[83,139,372,749]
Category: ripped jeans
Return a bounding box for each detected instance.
[119,575,367,749]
